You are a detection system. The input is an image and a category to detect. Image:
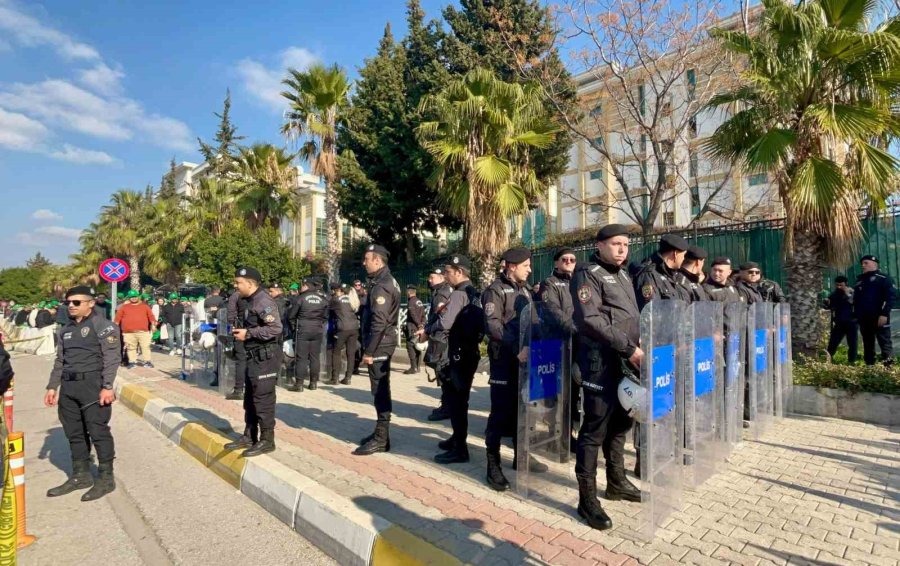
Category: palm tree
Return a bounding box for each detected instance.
[281,63,350,281]
[142,195,190,284]
[704,0,900,354]
[96,189,151,289]
[184,177,239,237]
[417,67,558,283]
[233,143,298,230]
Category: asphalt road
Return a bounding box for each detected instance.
[10,352,335,566]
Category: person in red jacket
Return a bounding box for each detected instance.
[115,290,157,368]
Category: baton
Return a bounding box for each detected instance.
[80,400,100,411]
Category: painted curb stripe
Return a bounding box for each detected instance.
[372,525,463,566]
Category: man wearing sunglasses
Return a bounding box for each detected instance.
[736,262,787,304]
[44,286,121,501]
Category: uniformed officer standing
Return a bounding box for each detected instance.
[634,234,691,309]
[267,282,291,385]
[703,257,744,304]
[482,247,545,492]
[327,283,360,385]
[825,276,857,364]
[539,248,580,451]
[570,225,643,531]
[674,245,710,302]
[736,262,787,303]
[355,244,401,456]
[403,285,426,375]
[223,268,283,457]
[287,278,329,391]
[854,254,897,365]
[424,267,454,421]
[44,286,121,501]
[224,287,246,400]
[426,255,484,464]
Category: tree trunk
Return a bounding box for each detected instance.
[129,255,140,291]
[476,254,497,290]
[404,233,416,264]
[785,230,823,357]
[324,179,340,283]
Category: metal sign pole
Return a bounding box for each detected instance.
[111,281,117,315]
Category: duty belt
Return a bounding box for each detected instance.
[62,371,100,381]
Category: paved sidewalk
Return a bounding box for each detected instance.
[125,349,899,565]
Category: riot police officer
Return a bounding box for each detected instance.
[287,278,329,391]
[223,267,283,457]
[674,245,710,302]
[44,286,121,501]
[826,276,857,364]
[424,267,453,421]
[355,244,401,456]
[736,262,787,303]
[703,257,744,304]
[570,225,643,531]
[634,234,691,310]
[854,254,897,365]
[482,247,545,492]
[426,255,484,464]
[403,285,426,375]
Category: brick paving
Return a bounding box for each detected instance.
[123,349,899,565]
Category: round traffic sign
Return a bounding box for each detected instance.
[99,258,130,283]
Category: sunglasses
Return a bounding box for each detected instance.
[747,270,761,275]
[559,257,577,264]
[64,299,91,306]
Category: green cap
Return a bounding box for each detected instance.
[168,293,178,300]
[141,293,151,299]
[50,300,60,307]
[117,292,125,299]
[38,302,46,308]
[180,296,189,302]
[289,283,300,290]
[126,289,139,298]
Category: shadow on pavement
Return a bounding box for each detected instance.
[744,473,897,518]
[743,542,842,565]
[37,426,70,473]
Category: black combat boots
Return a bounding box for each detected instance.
[485,449,510,491]
[605,466,641,502]
[354,421,390,455]
[577,475,613,530]
[243,428,276,457]
[81,461,116,502]
[47,458,93,497]
[224,427,257,450]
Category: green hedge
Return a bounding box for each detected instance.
[794,355,900,395]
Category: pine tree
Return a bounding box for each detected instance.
[198,89,245,176]
[26,251,51,270]
[158,157,178,199]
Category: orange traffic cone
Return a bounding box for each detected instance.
[0,421,17,563]
[3,380,14,432]
[8,432,36,548]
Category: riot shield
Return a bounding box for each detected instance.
[748,302,774,439]
[319,320,329,382]
[722,302,746,453]
[515,302,571,498]
[191,321,218,386]
[216,309,237,396]
[684,301,724,488]
[179,313,192,381]
[774,304,792,418]
[639,300,685,539]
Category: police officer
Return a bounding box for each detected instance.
[427,255,484,464]
[634,233,691,310]
[703,257,744,304]
[355,244,401,456]
[854,254,897,366]
[267,282,291,385]
[826,276,857,364]
[224,267,283,457]
[44,286,121,501]
[570,225,643,531]
[482,246,545,492]
[674,245,710,302]
[287,278,329,391]
[404,285,426,375]
[224,286,246,400]
[540,248,580,451]
[328,283,360,385]
[736,262,787,303]
[424,267,454,421]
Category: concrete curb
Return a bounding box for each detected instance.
[114,379,461,566]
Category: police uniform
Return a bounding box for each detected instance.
[224,290,246,400]
[673,245,710,302]
[482,247,532,491]
[425,271,453,420]
[328,284,360,384]
[46,286,121,501]
[225,268,283,457]
[634,234,692,310]
[826,283,857,364]
[735,262,787,304]
[355,245,401,456]
[570,225,642,531]
[427,256,484,464]
[288,279,329,390]
[404,286,426,374]
[854,256,897,365]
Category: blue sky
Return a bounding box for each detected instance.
[0,0,450,268]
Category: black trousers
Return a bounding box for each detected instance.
[295,333,323,383]
[859,317,893,365]
[331,330,359,380]
[827,320,858,363]
[58,373,114,464]
[234,340,247,391]
[244,347,281,431]
[484,348,518,451]
[405,324,421,370]
[576,388,632,479]
[368,355,393,422]
[446,354,479,446]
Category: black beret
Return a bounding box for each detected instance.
[365,243,390,260]
[268,282,282,289]
[501,247,531,264]
[330,282,342,290]
[686,245,707,261]
[739,262,760,271]
[553,247,575,261]
[596,224,629,241]
[446,254,472,270]
[710,257,732,267]
[429,266,444,275]
[65,285,95,299]
[235,267,262,283]
[659,234,690,253]
[407,284,417,290]
[861,254,879,264]
[835,275,849,284]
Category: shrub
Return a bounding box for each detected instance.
[793,355,900,395]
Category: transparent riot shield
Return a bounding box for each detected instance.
[179,313,192,381]
[722,302,746,453]
[684,301,724,488]
[774,304,792,418]
[190,321,218,386]
[639,300,685,539]
[515,302,571,498]
[748,303,774,439]
[319,320,329,382]
[216,309,237,396]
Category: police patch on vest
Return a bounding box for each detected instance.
[106,335,117,344]
[264,314,275,323]
[642,284,654,299]
[578,285,592,303]
[375,296,385,306]
[81,327,90,337]
[484,302,496,316]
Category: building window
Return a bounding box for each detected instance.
[638,85,646,117]
[590,103,602,118]
[589,203,603,214]
[686,69,696,101]
[592,136,604,149]
[663,211,675,227]
[749,173,767,186]
[315,222,327,252]
[688,116,698,139]
[640,134,647,154]
[689,152,698,179]
[690,185,701,216]
[589,169,603,181]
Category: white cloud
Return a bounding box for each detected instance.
[49,143,117,165]
[237,47,319,111]
[0,0,99,60]
[31,209,63,221]
[15,225,83,247]
[36,226,83,238]
[0,107,48,151]
[78,63,125,96]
